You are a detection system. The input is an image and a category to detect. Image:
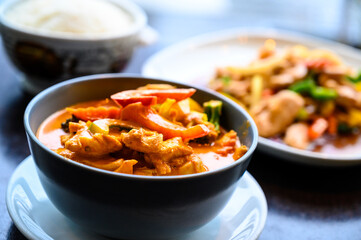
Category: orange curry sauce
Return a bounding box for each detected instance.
[37,100,239,174]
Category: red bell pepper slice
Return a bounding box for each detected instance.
[121,102,210,140]
[305,58,335,71]
[66,106,122,121]
[111,88,196,107]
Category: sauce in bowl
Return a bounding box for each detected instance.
[36,85,249,176]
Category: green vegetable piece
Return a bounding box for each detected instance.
[347,72,361,83]
[88,119,109,135]
[337,122,353,134]
[203,100,223,131]
[310,87,338,101]
[289,77,316,94]
[289,75,338,101]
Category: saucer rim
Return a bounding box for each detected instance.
[6,155,268,240]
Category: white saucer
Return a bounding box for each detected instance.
[142,28,361,166]
[6,156,267,240]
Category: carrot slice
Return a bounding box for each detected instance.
[111,89,196,107]
[121,102,209,140]
[66,106,122,121]
[308,118,328,140]
[327,115,337,135]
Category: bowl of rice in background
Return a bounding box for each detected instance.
[0,0,156,94]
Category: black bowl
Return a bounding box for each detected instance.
[24,74,258,239]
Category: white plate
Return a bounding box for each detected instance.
[6,156,268,240]
[142,28,361,166]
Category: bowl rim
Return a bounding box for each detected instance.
[0,0,147,41]
[24,73,258,181]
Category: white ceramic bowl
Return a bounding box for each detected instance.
[0,0,151,94]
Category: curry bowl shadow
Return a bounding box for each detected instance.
[24,74,258,239]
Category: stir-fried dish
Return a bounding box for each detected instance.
[210,39,361,152]
[37,84,248,176]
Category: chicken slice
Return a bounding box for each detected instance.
[55,148,76,159]
[68,121,85,133]
[251,90,304,137]
[114,160,138,174]
[227,80,250,99]
[270,63,307,88]
[233,145,248,160]
[145,137,193,161]
[269,73,294,89]
[122,129,193,159]
[177,155,207,175]
[121,128,205,175]
[149,159,172,175]
[143,137,194,174]
[121,128,163,153]
[318,75,361,109]
[336,85,361,109]
[214,130,238,156]
[283,123,310,149]
[64,121,123,157]
[81,159,125,171]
